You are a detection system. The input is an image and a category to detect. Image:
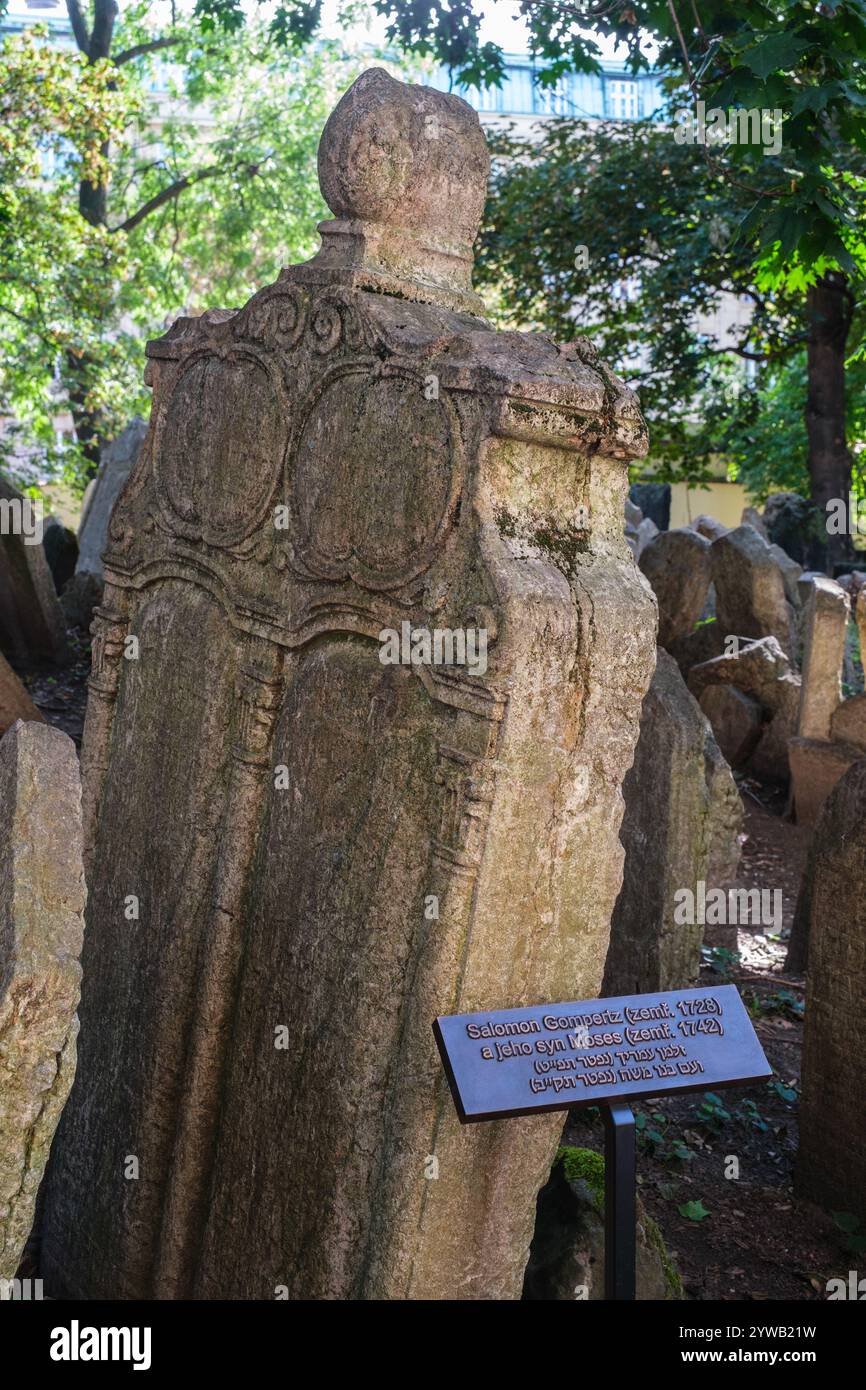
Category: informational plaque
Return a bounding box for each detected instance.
[434,984,772,1122]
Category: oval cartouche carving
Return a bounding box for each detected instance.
[291,364,458,589]
[157,352,285,548]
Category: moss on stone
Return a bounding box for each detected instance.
[644,1209,684,1300]
[555,1144,683,1299]
[555,1145,604,1208]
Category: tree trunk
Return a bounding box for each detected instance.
[65,0,117,473]
[805,271,855,571]
[78,141,110,228]
[65,350,103,479]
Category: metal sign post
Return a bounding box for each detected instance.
[602,1102,636,1301]
[433,984,772,1301]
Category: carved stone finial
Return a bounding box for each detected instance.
[306,67,490,316]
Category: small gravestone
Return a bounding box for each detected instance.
[629,482,670,532]
[692,514,728,542]
[75,418,147,581]
[688,636,801,784]
[639,529,711,648]
[711,525,795,660]
[0,650,44,735]
[0,721,85,1281]
[42,517,78,595]
[797,575,848,740]
[0,477,67,669]
[796,759,866,1223]
[43,70,656,1301]
[831,692,866,752]
[63,419,149,630]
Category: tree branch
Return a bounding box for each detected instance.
[112,161,261,234]
[706,333,807,361]
[114,36,182,66]
[65,0,90,55]
[0,302,58,351]
[667,0,698,93]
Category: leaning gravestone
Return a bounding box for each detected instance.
[43,70,657,1301]
[0,476,67,668]
[62,419,149,630]
[711,524,795,660]
[795,758,866,1224]
[0,650,45,735]
[688,636,801,784]
[604,650,741,996]
[638,529,711,649]
[0,721,85,1281]
[75,418,147,581]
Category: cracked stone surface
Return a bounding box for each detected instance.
[796,757,866,1223]
[0,720,85,1281]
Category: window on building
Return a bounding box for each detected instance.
[607,79,639,119]
[534,77,572,116]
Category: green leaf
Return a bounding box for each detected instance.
[742,34,811,80]
[679,1200,711,1222]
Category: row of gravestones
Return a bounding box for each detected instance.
[635,505,866,817]
[0,70,863,1297]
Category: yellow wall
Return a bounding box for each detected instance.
[669,481,748,531]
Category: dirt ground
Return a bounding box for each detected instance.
[24,623,91,748]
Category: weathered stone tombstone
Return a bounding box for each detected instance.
[75,417,148,582]
[688,636,801,784]
[43,70,656,1301]
[629,481,670,532]
[0,721,85,1281]
[795,758,866,1223]
[42,515,78,595]
[711,524,795,661]
[62,418,149,630]
[638,528,711,649]
[603,649,741,996]
[797,574,849,741]
[789,574,861,824]
[0,476,67,669]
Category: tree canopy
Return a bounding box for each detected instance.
[0,1,405,485]
[477,113,866,498]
